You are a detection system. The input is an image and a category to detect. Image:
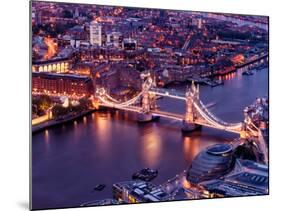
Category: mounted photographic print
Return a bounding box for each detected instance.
[30,0,269,210]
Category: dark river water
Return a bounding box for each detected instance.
[32,68,268,209]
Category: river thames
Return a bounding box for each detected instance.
[32,68,268,209]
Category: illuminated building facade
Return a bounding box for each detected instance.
[32,57,71,73]
[32,72,92,96]
[186,144,235,184]
[90,21,102,46]
[106,31,123,48]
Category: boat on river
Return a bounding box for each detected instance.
[132,168,158,181]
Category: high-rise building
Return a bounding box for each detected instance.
[90,21,102,46]
[198,18,202,29]
[74,7,79,18]
[106,32,123,48]
[192,18,203,29]
[35,10,42,25]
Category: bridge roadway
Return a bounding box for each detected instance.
[149,88,186,100]
[99,103,142,113]
[99,103,241,135]
[152,110,240,134]
[149,88,186,101]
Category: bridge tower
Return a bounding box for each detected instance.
[149,76,157,110]
[141,87,150,113]
[240,106,268,164]
[240,107,250,139]
[240,106,258,139]
[182,81,201,133]
[137,73,154,122]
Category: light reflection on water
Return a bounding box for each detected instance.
[140,125,162,167]
[183,136,200,162]
[93,112,111,154]
[32,68,268,209]
[44,129,49,151]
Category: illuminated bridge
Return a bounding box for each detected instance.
[95,73,267,163]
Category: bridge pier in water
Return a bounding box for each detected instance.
[137,112,153,122]
[182,121,202,133]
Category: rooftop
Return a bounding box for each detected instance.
[206,144,233,156]
[113,180,172,202]
[32,72,91,81]
[200,159,269,196]
[32,57,70,65]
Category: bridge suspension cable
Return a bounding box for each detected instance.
[198,100,241,128]
[98,91,143,108]
[102,93,121,103]
[193,102,229,129]
[193,101,242,131]
[96,75,154,108]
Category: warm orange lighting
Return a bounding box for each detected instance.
[43,37,58,60]
[44,129,49,139]
[32,114,49,125]
[95,72,101,78]
[140,129,162,167]
[231,54,245,64]
[75,67,90,75]
[183,179,192,189]
[92,100,99,109]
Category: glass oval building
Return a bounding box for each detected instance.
[186,144,235,184]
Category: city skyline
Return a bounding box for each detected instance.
[31,1,269,210]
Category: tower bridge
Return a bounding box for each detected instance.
[95,73,267,163]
